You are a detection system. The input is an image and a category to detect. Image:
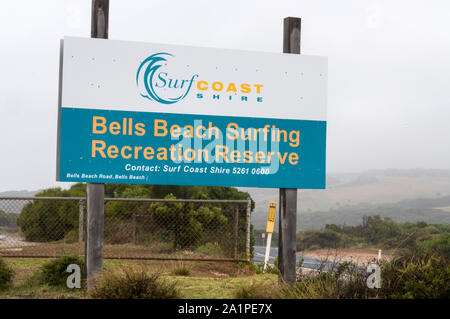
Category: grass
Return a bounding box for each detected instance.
[90,269,179,299]
[0,258,84,299]
[3,253,446,299]
[0,258,14,291]
[171,262,191,276]
[0,257,276,299]
[233,278,276,299]
[167,274,277,299]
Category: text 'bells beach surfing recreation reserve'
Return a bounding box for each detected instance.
[57,37,327,188]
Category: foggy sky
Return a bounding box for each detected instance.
[1,0,449,192]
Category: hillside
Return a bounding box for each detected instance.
[1,169,450,228]
[294,196,450,230]
[242,169,450,229]
[0,189,40,213]
[0,190,40,197]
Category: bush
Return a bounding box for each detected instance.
[41,255,85,287]
[90,269,179,299]
[294,216,450,251]
[171,267,191,277]
[16,189,81,242]
[280,262,378,299]
[63,229,78,243]
[297,229,348,250]
[416,232,450,259]
[171,262,191,276]
[382,230,431,251]
[148,194,232,250]
[15,184,254,251]
[252,262,278,275]
[361,215,403,245]
[0,258,14,290]
[380,253,450,298]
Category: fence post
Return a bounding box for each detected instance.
[245,199,251,271]
[132,212,137,245]
[78,200,84,246]
[233,205,239,259]
[86,184,104,292]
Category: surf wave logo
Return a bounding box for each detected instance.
[136,53,198,105]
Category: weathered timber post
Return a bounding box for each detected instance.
[86,184,104,290]
[91,0,109,39]
[85,0,109,292]
[278,17,301,284]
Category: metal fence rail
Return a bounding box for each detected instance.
[0,197,250,263]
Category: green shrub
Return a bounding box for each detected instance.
[17,190,80,242]
[294,216,450,251]
[380,253,450,299]
[15,184,254,251]
[416,232,450,259]
[423,225,440,235]
[280,262,378,299]
[171,263,191,276]
[383,229,433,251]
[41,255,85,287]
[172,268,191,276]
[90,269,179,299]
[148,194,232,250]
[245,261,278,275]
[253,262,278,275]
[63,229,78,243]
[361,215,403,245]
[297,229,347,250]
[242,251,450,299]
[0,258,14,290]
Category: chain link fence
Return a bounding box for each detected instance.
[0,197,250,263]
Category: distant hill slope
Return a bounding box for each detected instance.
[295,196,450,230]
[0,190,39,197]
[0,190,40,213]
[241,169,450,229]
[2,169,450,227]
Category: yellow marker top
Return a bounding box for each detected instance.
[266,201,277,233]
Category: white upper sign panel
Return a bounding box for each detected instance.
[61,36,327,121]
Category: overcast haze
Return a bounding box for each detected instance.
[1,0,449,192]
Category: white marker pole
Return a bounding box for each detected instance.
[264,232,273,271]
[378,249,382,262]
[264,202,277,271]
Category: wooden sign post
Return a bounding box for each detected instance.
[85,0,109,292]
[278,17,301,284]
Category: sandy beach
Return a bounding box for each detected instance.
[301,248,393,266]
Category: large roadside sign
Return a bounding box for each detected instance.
[57,37,327,189]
